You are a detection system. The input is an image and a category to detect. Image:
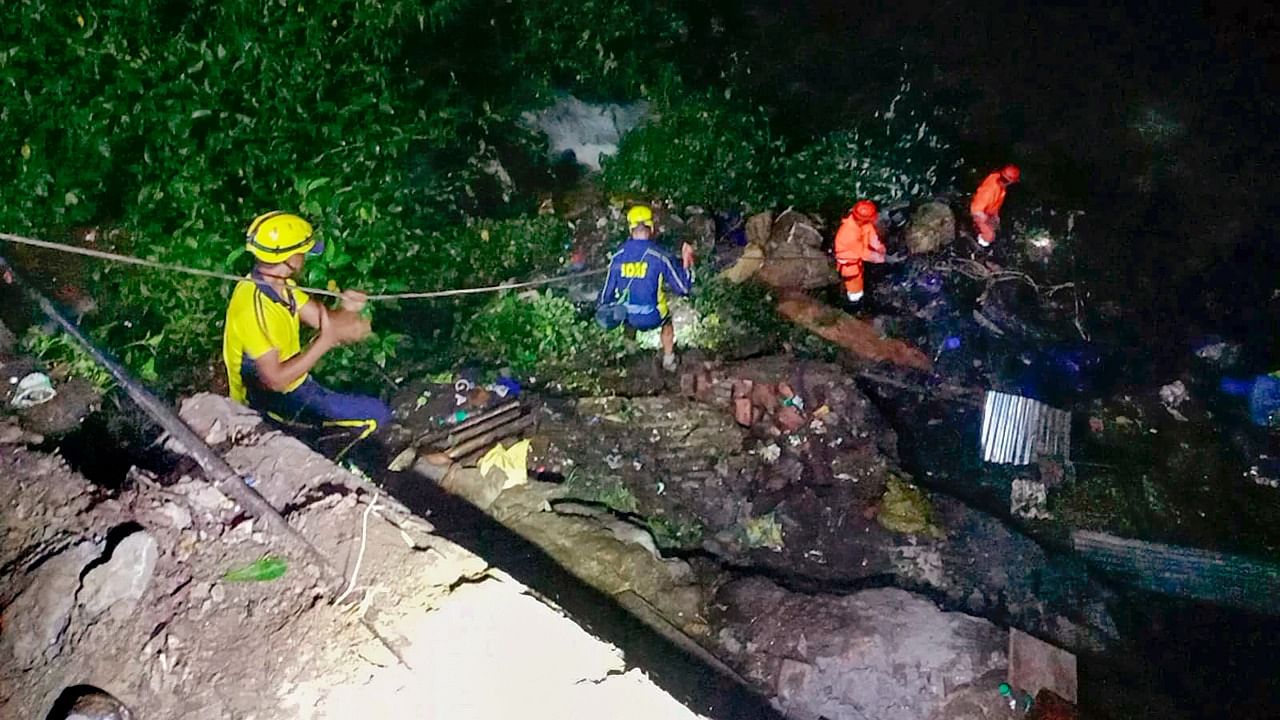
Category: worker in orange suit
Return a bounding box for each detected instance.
[833,200,886,304]
[970,164,1021,247]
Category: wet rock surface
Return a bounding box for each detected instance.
[752,210,837,290]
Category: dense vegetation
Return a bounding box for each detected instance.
[0,0,960,395]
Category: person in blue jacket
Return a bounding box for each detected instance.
[597,205,695,371]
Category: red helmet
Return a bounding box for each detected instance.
[851,200,878,222]
[1000,164,1021,183]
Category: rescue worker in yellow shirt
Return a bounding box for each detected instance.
[222,212,390,456]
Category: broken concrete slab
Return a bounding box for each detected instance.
[1009,629,1078,704]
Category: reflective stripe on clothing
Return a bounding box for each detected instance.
[249,377,391,441]
[599,238,693,324]
[222,275,311,403]
[974,213,999,246]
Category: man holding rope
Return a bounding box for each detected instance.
[223,211,391,456]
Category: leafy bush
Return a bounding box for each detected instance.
[458,290,630,391]
[0,2,965,399]
[21,328,116,392]
[685,277,787,352]
[0,1,583,393]
[509,0,688,99]
[777,74,961,218]
[600,87,780,209]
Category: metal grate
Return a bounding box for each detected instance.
[979,391,1071,465]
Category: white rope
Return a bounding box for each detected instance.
[336,490,379,605]
[0,232,606,302]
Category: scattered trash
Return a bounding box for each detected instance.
[11,372,56,408]
[1158,380,1189,421]
[387,446,417,472]
[1247,465,1280,488]
[477,439,532,490]
[221,556,287,583]
[1159,380,1188,408]
[997,683,1034,714]
[877,477,943,537]
[933,335,962,362]
[1011,478,1051,521]
[414,389,432,411]
[742,513,784,551]
[759,443,781,463]
[491,375,522,399]
[1194,340,1240,367]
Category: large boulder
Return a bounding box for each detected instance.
[754,211,838,290]
[78,530,158,619]
[712,578,1008,720]
[905,201,957,255]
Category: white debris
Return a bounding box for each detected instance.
[1010,479,1051,521]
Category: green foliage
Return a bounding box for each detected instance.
[561,469,639,514]
[0,2,964,400]
[601,87,780,209]
[0,0,582,392]
[601,71,960,220]
[21,328,116,392]
[509,0,688,98]
[458,290,630,391]
[685,277,787,352]
[646,514,704,549]
[777,73,962,217]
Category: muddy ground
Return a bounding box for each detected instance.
[0,395,720,720]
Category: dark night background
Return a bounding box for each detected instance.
[694,0,1280,379]
[693,2,1280,714]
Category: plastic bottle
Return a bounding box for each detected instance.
[997,683,1034,714]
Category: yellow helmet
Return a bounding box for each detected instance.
[245,211,322,263]
[626,205,654,230]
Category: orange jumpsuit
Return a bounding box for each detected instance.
[970,172,1007,246]
[833,217,886,300]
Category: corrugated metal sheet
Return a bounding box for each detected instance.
[980,391,1071,465]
